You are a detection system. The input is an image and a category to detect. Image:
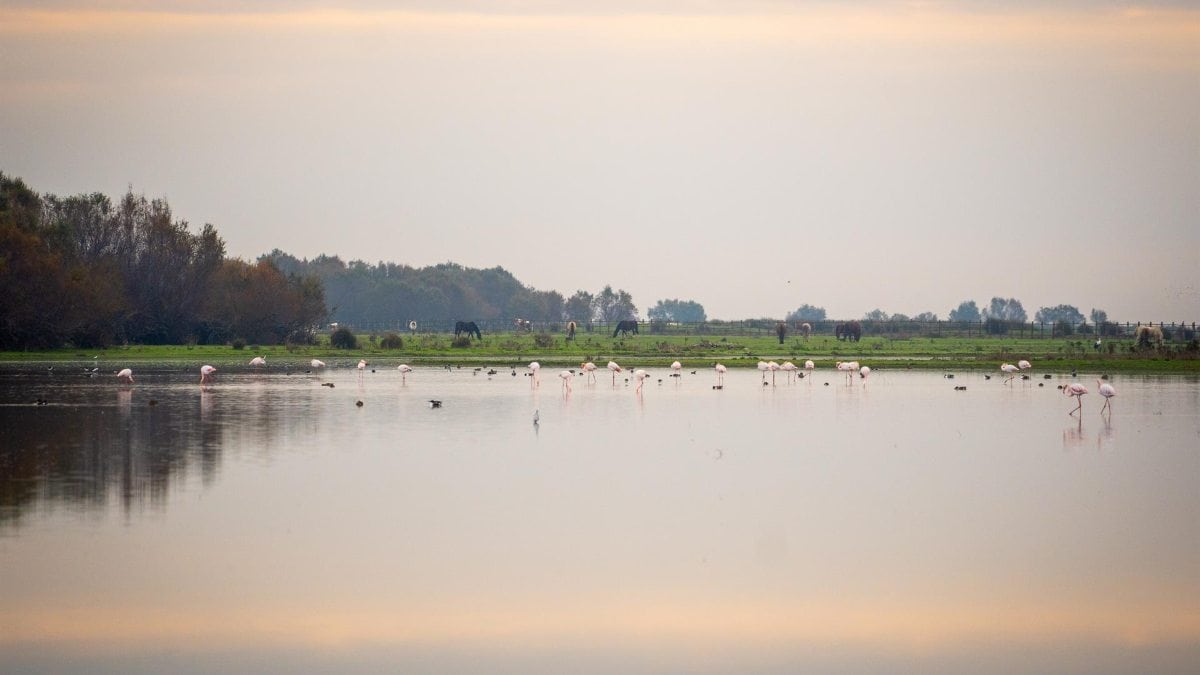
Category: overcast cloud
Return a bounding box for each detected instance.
[2,1,1197,320]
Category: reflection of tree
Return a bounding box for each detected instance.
[0,376,306,528]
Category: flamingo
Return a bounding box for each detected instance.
[670,361,682,378]
[115,368,134,384]
[1000,363,1019,384]
[249,356,266,369]
[357,359,368,371]
[559,370,572,393]
[1097,379,1116,414]
[859,365,871,384]
[397,364,413,383]
[714,363,727,386]
[200,364,217,384]
[1064,382,1088,415]
[757,361,769,384]
[633,368,648,393]
[1018,359,1032,373]
[581,361,598,384]
[804,360,815,379]
[607,361,622,385]
[767,361,781,386]
[528,361,540,388]
[781,361,797,383]
[310,359,326,369]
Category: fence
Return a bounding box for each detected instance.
[329,319,1199,341]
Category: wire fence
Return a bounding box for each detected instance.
[330,318,1199,341]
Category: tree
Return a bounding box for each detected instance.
[983,297,1027,322]
[786,304,826,322]
[914,311,938,322]
[1035,304,1084,325]
[1090,308,1108,325]
[948,300,980,322]
[564,290,594,323]
[593,285,638,323]
[863,309,889,321]
[648,299,706,323]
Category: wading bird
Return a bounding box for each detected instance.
[116,368,134,384]
[860,365,871,383]
[714,363,727,386]
[1064,382,1088,415]
[528,361,540,388]
[581,361,598,384]
[1000,363,1019,384]
[607,361,622,385]
[1097,379,1116,414]
[310,359,326,369]
[670,361,682,378]
[249,356,266,369]
[633,369,648,393]
[200,364,217,384]
[397,364,413,383]
[559,370,572,393]
[804,360,815,380]
[781,361,797,383]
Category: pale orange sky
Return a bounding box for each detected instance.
[2,1,1198,320]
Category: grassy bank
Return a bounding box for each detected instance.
[2,332,1197,373]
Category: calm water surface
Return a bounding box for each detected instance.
[1,363,1198,673]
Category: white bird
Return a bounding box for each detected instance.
[397,364,413,383]
[200,364,217,384]
[115,368,134,384]
[581,361,598,384]
[1097,379,1116,414]
[357,359,368,371]
[1000,363,1019,384]
[528,361,540,388]
[859,365,871,383]
[559,370,573,393]
[767,361,781,386]
[714,363,727,386]
[757,361,769,383]
[804,360,815,379]
[310,359,326,369]
[607,361,622,385]
[781,361,797,383]
[670,361,682,378]
[1064,382,1088,415]
[249,356,266,368]
[1018,359,1032,372]
[633,368,648,393]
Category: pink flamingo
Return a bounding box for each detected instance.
[714,363,727,386]
[528,361,540,388]
[581,361,598,384]
[633,368,648,393]
[397,364,413,383]
[670,361,682,379]
[859,365,871,384]
[249,356,266,369]
[559,370,573,393]
[310,359,326,369]
[1000,363,1019,384]
[757,361,769,384]
[1097,379,1116,414]
[804,360,815,380]
[607,361,622,385]
[200,364,217,384]
[1064,382,1088,415]
[781,361,797,383]
[115,368,134,384]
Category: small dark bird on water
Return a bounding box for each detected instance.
[954,386,967,391]
[429,400,442,408]
[356,400,364,407]
[322,382,335,388]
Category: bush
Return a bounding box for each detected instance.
[533,333,555,349]
[330,327,358,349]
[380,332,404,349]
[232,338,246,350]
[451,336,472,348]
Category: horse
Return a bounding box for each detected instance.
[835,320,862,342]
[799,322,812,339]
[776,322,787,345]
[514,318,532,332]
[612,320,639,338]
[1134,324,1164,348]
[454,321,482,340]
[566,321,577,340]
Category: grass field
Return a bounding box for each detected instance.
[3,331,1197,373]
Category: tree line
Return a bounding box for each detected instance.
[0,174,325,349]
[788,298,1115,334]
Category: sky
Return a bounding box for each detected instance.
[2,1,1197,321]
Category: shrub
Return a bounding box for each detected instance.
[380,332,404,349]
[451,336,472,348]
[330,327,358,349]
[232,338,246,350]
[533,333,555,349]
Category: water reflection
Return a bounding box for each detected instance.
[1,365,1198,673]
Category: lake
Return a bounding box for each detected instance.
[1,363,1197,674]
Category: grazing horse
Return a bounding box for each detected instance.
[776,322,787,344]
[514,318,532,332]
[612,320,639,338]
[566,321,577,340]
[1134,325,1164,348]
[454,321,482,340]
[799,322,812,339]
[835,320,862,342]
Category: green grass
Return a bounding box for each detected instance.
[2,332,1197,372]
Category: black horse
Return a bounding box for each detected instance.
[835,320,862,342]
[454,321,482,340]
[776,322,787,344]
[612,320,639,338]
